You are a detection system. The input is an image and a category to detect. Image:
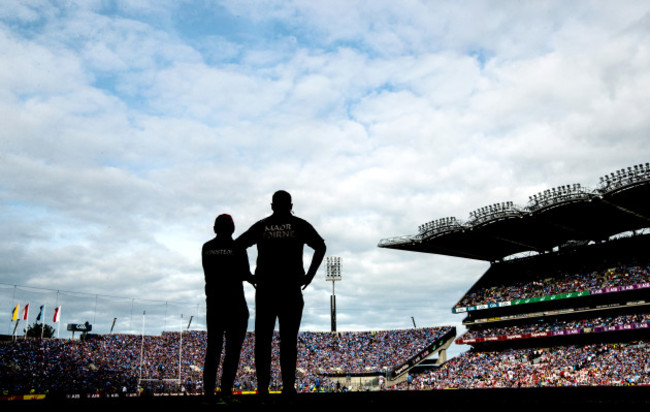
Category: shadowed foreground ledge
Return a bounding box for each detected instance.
[3,386,650,412]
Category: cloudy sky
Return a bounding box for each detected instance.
[2,1,650,357]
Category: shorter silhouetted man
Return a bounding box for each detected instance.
[236,190,326,398]
[202,214,255,404]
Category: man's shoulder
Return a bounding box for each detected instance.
[293,214,318,228]
[203,236,233,249]
[276,214,316,230]
[280,213,311,224]
[203,237,216,248]
[254,214,308,225]
[248,214,318,235]
[246,216,273,231]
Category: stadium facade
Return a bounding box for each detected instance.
[379,163,650,374]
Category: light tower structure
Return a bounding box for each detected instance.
[326,256,342,332]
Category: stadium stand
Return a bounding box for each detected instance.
[0,326,453,397]
[379,163,650,392]
[399,341,650,389]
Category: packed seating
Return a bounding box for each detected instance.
[0,326,449,395]
[460,312,650,341]
[455,264,650,309]
[3,327,649,395]
[395,341,650,389]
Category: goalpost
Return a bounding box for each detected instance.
[137,311,185,393]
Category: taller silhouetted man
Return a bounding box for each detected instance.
[236,190,326,398]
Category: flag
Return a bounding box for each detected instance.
[22,303,29,321]
[36,305,44,321]
[53,306,61,323]
[11,304,19,321]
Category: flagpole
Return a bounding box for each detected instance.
[53,306,61,339]
[139,310,145,388]
[10,286,16,337]
[55,291,60,339]
[11,312,20,342]
[12,320,20,341]
[40,305,46,339]
[179,314,183,390]
[22,303,29,339]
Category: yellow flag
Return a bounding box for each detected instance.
[11,304,19,321]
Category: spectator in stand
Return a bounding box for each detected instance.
[396,341,650,389]
[455,263,650,308]
[0,326,450,395]
[5,326,650,394]
[460,313,650,341]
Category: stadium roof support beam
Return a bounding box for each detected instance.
[600,198,650,226]
[378,163,650,262]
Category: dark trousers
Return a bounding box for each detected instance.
[203,299,248,397]
[254,285,304,393]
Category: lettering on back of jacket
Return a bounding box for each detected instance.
[204,248,234,256]
[263,224,296,239]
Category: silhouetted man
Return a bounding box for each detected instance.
[236,190,326,398]
[202,214,255,405]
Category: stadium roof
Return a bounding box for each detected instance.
[378,163,650,262]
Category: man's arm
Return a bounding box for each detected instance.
[240,249,257,288]
[234,220,259,251]
[302,241,326,290]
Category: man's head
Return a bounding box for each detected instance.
[213,213,235,235]
[271,190,292,214]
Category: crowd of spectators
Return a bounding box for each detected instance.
[460,312,650,341]
[5,262,650,396]
[398,341,650,389]
[0,326,449,396]
[3,326,650,396]
[455,264,650,309]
